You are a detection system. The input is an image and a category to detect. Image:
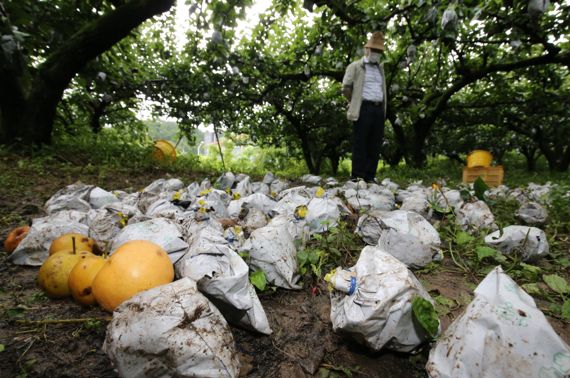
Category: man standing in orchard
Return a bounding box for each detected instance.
[342,32,387,183]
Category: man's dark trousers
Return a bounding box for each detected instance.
[351,101,385,181]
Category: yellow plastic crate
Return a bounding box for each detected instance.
[462,166,504,187]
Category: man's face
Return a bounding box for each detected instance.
[365,48,383,56]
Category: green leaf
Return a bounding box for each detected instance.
[250,270,267,291]
[473,177,489,201]
[493,252,508,264]
[434,295,456,316]
[561,300,570,320]
[456,231,474,245]
[412,296,440,338]
[548,302,562,314]
[556,258,570,268]
[435,295,456,308]
[310,263,321,278]
[308,249,321,265]
[297,250,309,267]
[0,344,4,352]
[519,263,541,280]
[5,307,26,319]
[543,274,570,295]
[521,283,541,295]
[476,246,497,261]
[459,188,472,201]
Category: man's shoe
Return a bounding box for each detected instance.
[365,178,379,184]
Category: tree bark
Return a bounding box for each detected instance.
[329,153,340,175]
[520,145,539,172]
[0,0,175,145]
[90,102,109,134]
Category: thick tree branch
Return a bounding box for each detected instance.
[426,50,569,123]
[447,99,528,109]
[38,0,175,92]
[312,0,365,26]
[313,1,416,27]
[0,6,30,103]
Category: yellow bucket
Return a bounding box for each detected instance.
[467,150,492,168]
[152,140,176,162]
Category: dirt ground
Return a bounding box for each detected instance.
[1,157,568,377]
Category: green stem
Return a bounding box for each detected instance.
[448,241,468,272]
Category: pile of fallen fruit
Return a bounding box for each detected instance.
[5,172,569,377]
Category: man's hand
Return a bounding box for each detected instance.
[342,85,353,102]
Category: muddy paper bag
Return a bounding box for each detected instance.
[176,226,271,335]
[426,266,570,378]
[484,225,549,262]
[110,218,188,264]
[330,246,437,352]
[104,278,240,378]
[240,224,301,290]
[10,210,89,266]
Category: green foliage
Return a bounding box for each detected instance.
[52,128,154,167]
[25,292,48,305]
[436,192,570,321]
[2,0,570,173]
[562,300,570,320]
[473,177,489,201]
[318,364,362,378]
[475,246,498,262]
[412,296,440,339]
[297,248,324,277]
[297,220,363,283]
[4,306,26,320]
[84,319,104,330]
[543,274,570,295]
[487,197,519,227]
[433,294,458,317]
[455,231,474,246]
[250,270,267,291]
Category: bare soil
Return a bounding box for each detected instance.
[0,156,568,377]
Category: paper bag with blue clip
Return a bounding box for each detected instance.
[329,246,438,352]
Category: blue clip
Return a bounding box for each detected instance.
[347,276,357,295]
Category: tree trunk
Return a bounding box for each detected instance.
[381,147,404,166]
[526,155,537,172]
[544,149,570,172]
[90,102,109,134]
[409,122,429,168]
[329,153,340,175]
[520,145,539,172]
[384,112,406,166]
[301,144,318,174]
[0,0,175,145]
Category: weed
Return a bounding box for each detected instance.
[319,363,362,377]
[84,319,104,330]
[297,220,363,285]
[249,270,267,291]
[436,196,570,321]
[25,292,47,305]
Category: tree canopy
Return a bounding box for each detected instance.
[1,0,568,171]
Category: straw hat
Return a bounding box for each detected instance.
[364,32,385,51]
